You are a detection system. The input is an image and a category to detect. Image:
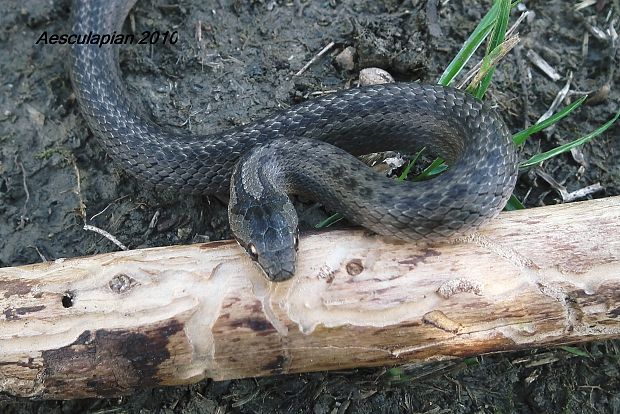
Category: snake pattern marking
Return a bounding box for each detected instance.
[70,0,519,281]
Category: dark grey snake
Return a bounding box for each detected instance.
[70,0,519,281]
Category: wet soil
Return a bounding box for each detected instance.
[1,0,619,412]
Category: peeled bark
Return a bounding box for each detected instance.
[0,196,619,399]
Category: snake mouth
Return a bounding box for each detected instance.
[263,266,295,282]
[256,248,297,282]
[256,249,297,282]
[234,236,297,282]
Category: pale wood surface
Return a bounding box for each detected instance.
[0,196,618,399]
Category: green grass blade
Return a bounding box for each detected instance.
[520,108,620,168]
[398,147,426,181]
[463,357,480,366]
[388,367,404,377]
[437,2,499,86]
[504,194,524,210]
[474,0,511,98]
[412,158,448,181]
[314,213,344,229]
[512,96,587,145]
[559,345,591,357]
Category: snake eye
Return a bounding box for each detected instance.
[248,244,259,260]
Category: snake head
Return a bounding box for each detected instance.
[229,189,300,282]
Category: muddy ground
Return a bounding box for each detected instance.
[1,0,619,412]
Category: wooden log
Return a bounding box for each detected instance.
[0,196,619,399]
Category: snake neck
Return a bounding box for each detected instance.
[228,149,299,281]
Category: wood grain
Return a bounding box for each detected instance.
[0,196,618,399]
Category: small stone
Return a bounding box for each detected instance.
[358,67,395,86]
[334,46,356,71]
[177,226,192,240]
[25,104,45,126]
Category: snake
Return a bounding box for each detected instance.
[70,0,519,281]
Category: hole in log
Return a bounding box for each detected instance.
[61,292,74,308]
[346,259,364,276]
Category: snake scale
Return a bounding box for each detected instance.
[70,0,519,281]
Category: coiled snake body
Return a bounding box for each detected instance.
[70,0,519,281]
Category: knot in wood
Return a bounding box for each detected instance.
[108,273,138,293]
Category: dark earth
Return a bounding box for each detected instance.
[1,0,619,412]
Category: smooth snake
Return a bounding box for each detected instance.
[70,0,519,281]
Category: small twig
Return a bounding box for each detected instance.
[535,169,603,202]
[522,186,533,205]
[606,18,618,84]
[564,183,604,202]
[14,156,30,230]
[32,245,48,262]
[149,210,161,229]
[536,72,573,125]
[295,41,336,76]
[83,224,129,251]
[584,20,609,42]
[575,0,597,11]
[582,31,590,62]
[74,158,128,251]
[72,158,87,220]
[179,108,205,129]
[90,195,131,221]
[89,203,113,222]
[128,10,136,33]
[535,170,568,200]
[526,49,561,81]
[505,11,531,38]
[195,20,202,43]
